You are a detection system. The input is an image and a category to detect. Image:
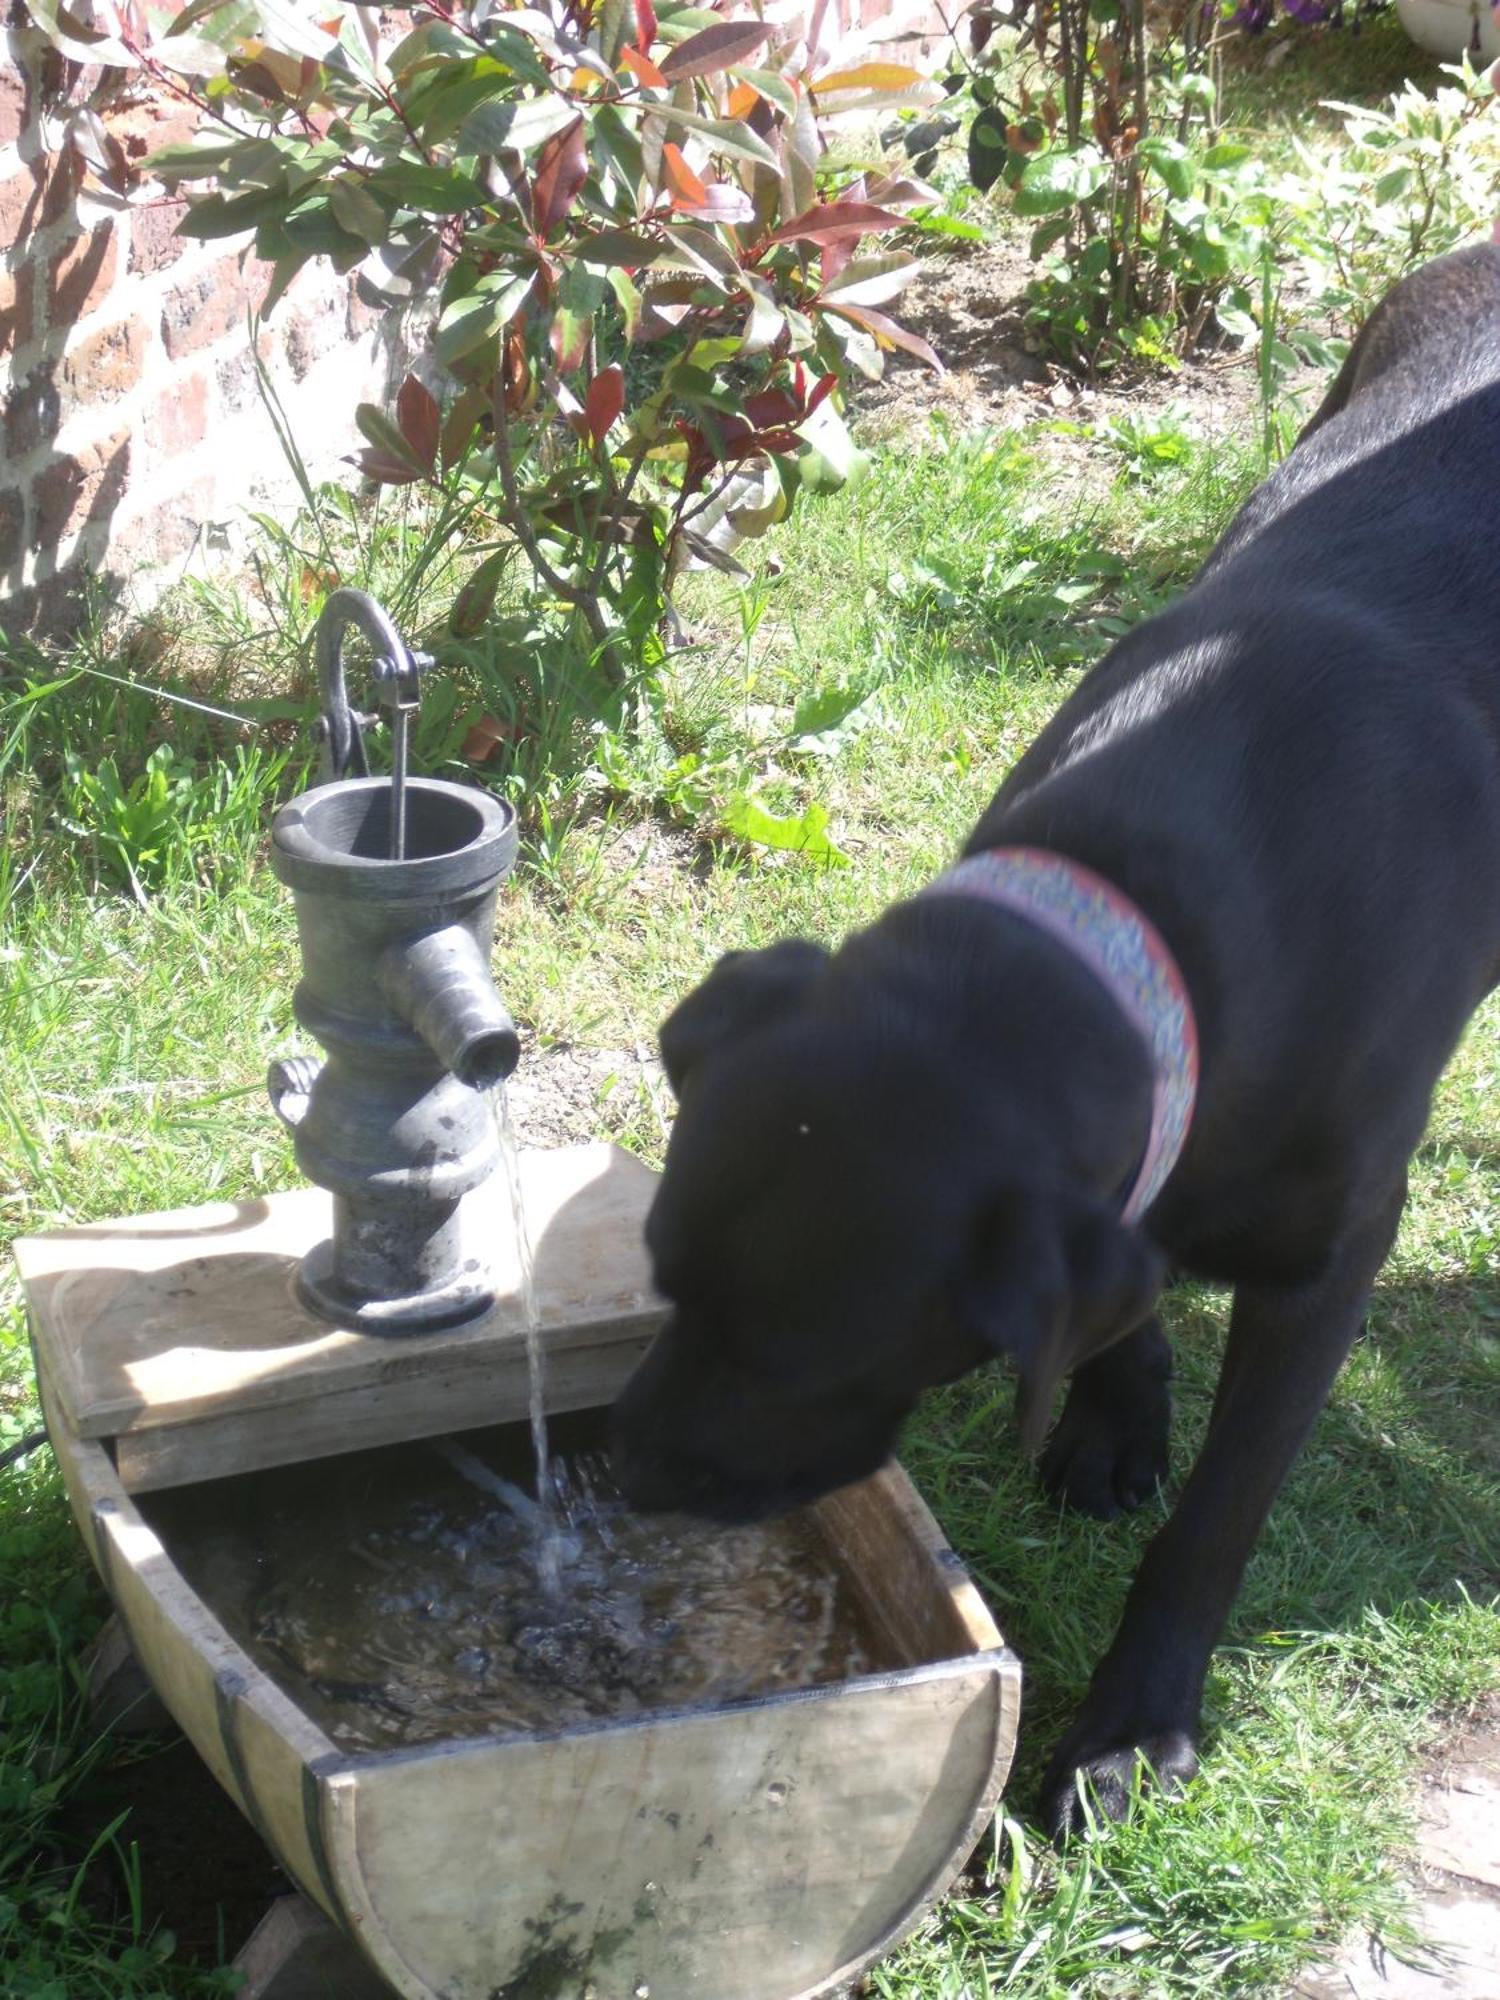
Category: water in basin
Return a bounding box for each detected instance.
[142,1414,886,1753]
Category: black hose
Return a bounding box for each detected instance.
[0,1427,49,1472]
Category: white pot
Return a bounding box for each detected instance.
[1396,0,1500,61]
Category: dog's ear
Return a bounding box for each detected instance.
[658,939,830,1095]
[964,1188,1165,1454]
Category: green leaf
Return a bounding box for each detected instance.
[459,93,582,157]
[590,103,646,198]
[967,104,1009,193]
[178,182,292,239]
[729,66,797,118]
[328,175,388,245]
[720,796,849,866]
[1013,146,1109,217]
[355,402,425,472]
[1138,136,1195,200]
[365,163,488,214]
[624,101,779,170]
[435,271,535,367]
[449,548,511,637]
[789,683,878,755]
[792,397,867,495]
[607,264,643,341]
[820,251,919,309]
[1200,141,1253,171]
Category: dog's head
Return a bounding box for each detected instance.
[610,934,1164,1522]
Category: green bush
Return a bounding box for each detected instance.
[28,0,946,688]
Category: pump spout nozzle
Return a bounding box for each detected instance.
[379,925,520,1090]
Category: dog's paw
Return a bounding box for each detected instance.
[1038,1378,1170,1518]
[1040,1727,1199,1843]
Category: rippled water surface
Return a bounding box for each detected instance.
[146,1418,884,1753]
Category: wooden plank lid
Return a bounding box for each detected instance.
[17,1143,664,1453]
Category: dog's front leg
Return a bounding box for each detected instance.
[1039,1315,1174,1518]
[1040,1184,1406,1840]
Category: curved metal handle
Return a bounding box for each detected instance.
[314,588,417,787]
[268,1054,323,1130]
[313,588,435,860]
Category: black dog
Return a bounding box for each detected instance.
[611,244,1500,1837]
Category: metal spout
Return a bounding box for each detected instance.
[379,925,519,1091]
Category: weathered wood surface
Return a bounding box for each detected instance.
[42,1369,1019,2000]
[38,1358,344,1924]
[328,1649,1018,2000]
[18,1143,666,1491]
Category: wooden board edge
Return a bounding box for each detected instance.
[113,1321,662,1493]
[814,1458,1005,1661]
[801,1648,1023,2000]
[317,1770,438,2000]
[38,1358,349,1922]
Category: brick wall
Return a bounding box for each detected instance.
[0,26,408,637]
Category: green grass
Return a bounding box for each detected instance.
[4,402,1498,1997]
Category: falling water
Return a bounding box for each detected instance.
[489,1080,562,1594]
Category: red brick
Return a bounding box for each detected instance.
[33,426,131,548]
[126,474,217,565]
[149,369,209,456]
[0,164,42,242]
[283,298,347,381]
[0,62,34,150]
[129,201,189,275]
[0,264,35,358]
[59,315,147,409]
[47,225,118,328]
[5,365,61,458]
[161,253,258,358]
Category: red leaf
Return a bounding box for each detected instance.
[824,302,943,372]
[661,141,708,208]
[583,363,625,445]
[660,20,771,80]
[396,374,441,472]
[634,0,657,52]
[820,236,853,289]
[742,386,800,429]
[767,201,905,247]
[805,369,839,416]
[348,449,425,485]
[620,43,667,86]
[736,428,800,456]
[531,116,587,239]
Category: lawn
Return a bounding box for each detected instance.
[3,12,1499,1996]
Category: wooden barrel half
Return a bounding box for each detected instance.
[39,1363,1018,2000]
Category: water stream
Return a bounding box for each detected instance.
[490,1080,561,1593]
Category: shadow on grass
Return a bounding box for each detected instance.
[903,1267,1499,1823]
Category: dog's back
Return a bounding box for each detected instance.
[1206,243,1500,623]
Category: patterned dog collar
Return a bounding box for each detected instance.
[923,847,1198,1223]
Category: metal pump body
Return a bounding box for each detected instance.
[268,590,518,1332]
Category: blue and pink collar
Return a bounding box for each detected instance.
[923,847,1199,1224]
